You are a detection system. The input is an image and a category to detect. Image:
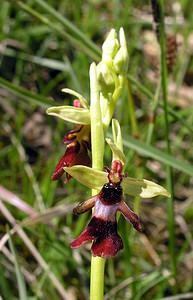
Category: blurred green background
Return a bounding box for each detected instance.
[1,0,193,299]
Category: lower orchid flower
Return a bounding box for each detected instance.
[71,160,142,258]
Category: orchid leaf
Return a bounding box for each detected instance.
[64,165,107,189]
[61,88,89,108]
[122,177,170,198]
[46,106,90,124]
[106,138,125,165]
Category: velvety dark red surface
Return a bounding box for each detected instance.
[71,216,123,258]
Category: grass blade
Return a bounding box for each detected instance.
[14,0,101,61]
[33,0,101,58]
[127,74,193,135]
[0,77,52,108]
[8,231,28,300]
[123,135,193,177]
[158,0,176,280]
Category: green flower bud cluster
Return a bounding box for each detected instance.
[96,28,129,128]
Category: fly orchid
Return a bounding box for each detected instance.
[71,160,142,257]
[46,28,170,299]
[64,119,170,257]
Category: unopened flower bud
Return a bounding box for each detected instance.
[102,29,120,62]
[113,28,129,74]
[96,61,115,95]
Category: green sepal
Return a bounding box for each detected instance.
[112,119,123,152]
[61,88,89,108]
[106,138,125,165]
[64,165,170,198]
[46,106,90,124]
[122,177,170,198]
[63,165,107,189]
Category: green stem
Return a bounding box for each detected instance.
[127,79,139,138]
[145,80,161,145]
[158,0,176,280]
[89,62,105,300]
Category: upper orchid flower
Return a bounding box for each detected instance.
[71,160,141,257]
[48,99,91,182]
[51,123,91,182]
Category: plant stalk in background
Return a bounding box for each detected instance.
[158,0,176,281]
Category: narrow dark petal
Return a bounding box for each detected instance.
[65,172,72,183]
[70,228,95,248]
[63,126,82,144]
[118,201,142,232]
[91,234,123,258]
[63,135,76,144]
[73,196,96,215]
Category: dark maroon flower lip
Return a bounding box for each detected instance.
[71,217,123,258]
[71,162,142,257]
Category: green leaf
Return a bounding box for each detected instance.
[62,88,89,108]
[46,106,90,124]
[123,135,193,177]
[64,165,107,189]
[106,138,125,165]
[122,177,170,198]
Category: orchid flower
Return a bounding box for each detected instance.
[71,160,142,257]
[47,99,91,182]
